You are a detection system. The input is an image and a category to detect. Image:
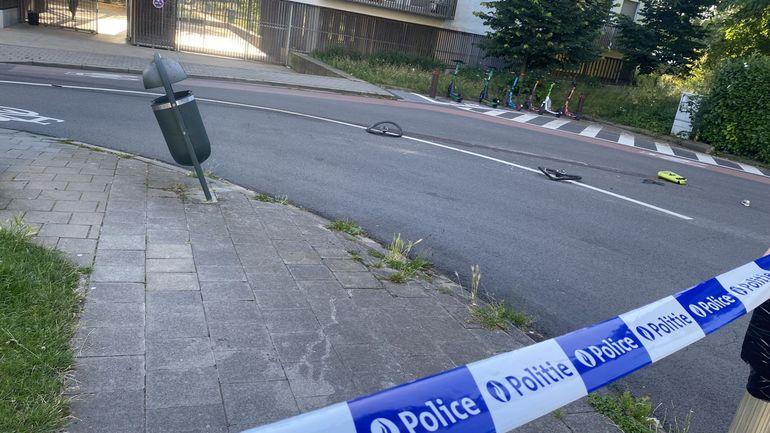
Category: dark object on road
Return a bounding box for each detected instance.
[658,170,687,185]
[27,10,39,25]
[642,178,665,185]
[366,121,403,137]
[144,53,212,201]
[741,301,770,400]
[538,166,582,181]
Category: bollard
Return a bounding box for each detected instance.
[729,247,770,432]
[429,68,440,99]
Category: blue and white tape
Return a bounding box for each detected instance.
[241,254,770,433]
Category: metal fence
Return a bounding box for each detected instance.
[20,0,97,32]
[341,0,456,20]
[128,0,628,82]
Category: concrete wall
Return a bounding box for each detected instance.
[0,7,19,29]
[288,0,489,35]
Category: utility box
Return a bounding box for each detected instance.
[151,90,211,166]
[671,92,700,138]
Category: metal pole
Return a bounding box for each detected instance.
[728,392,770,432]
[284,2,294,65]
[153,53,212,201]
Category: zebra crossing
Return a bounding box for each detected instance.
[407,92,770,178]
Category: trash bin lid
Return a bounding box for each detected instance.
[152,91,195,111]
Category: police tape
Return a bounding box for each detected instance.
[241,255,770,433]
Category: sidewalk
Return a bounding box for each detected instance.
[0,24,393,97]
[0,128,621,433]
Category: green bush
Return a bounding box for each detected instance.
[693,55,770,164]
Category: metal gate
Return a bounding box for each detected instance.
[21,0,98,32]
[129,0,176,49]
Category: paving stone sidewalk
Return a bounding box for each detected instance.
[0,25,393,98]
[0,128,620,433]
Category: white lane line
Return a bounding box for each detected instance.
[696,153,717,164]
[618,132,635,146]
[409,92,453,105]
[402,135,693,221]
[579,124,602,137]
[739,163,765,176]
[541,119,570,130]
[0,78,695,220]
[484,109,508,117]
[512,113,539,123]
[655,142,676,156]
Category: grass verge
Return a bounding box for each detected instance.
[0,221,83,433]
[254,193,289,205]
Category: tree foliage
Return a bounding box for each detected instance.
[705,0,770,66]
[616,0,716,76]
[474,0,613,75]
[693,55,770,164]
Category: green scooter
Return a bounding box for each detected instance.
[478,67,500,108]
[447,60,464,103]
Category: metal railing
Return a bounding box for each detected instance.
[341,0,456,19]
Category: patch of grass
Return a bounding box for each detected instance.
[590,391,694,433]
[385,272,410,283]
[254,193,289,205]
[470,264,481,307]
[187,169,221,180]
[0,221,83,433]
[371,234,432,283]
[588,391,659,433]
[552,409,564,420]
[77,266,93,275]
[438,286,454,295]
[367,249,385,259]
[327,219,364,237]
[57,138,76,145]
[470,302,529,330]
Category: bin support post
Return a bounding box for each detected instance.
[153,53,212,201]
[729,392,770,432]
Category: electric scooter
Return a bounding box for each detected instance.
[523,78,540,112]
[478,67,500,108]
[538,81,560,116]
[504,72,521,110]
[447,60,464,103]
[556,80,582,120]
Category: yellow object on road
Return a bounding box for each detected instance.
[658,170,687,185]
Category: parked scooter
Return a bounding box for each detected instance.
[556,80,582,120]
[478,67,500,108]
[447,60,464,103]
[538,81,560,116]
[504,72,521,110]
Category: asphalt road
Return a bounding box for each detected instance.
[2,63,769,433]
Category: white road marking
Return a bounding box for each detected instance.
[579,124,602,137]
[512,113,538,123]
[739,163,765,176]
[483,109,508,117]
[65,71,140,81]
[618,132,635,146]
[0,79,696,220]
[655,142,676,156]
[409,92,452,105]
[695,153,717,164]
[541,119,570,130]
[0,106,64,125]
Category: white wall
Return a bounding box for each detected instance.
[289,0,490,35]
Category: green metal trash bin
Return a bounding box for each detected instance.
[151,90,211,166]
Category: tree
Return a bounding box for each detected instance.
[705,0,770,66]
[474,0,613,78]
[616,0,716,76]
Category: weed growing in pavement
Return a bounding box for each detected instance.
[167,183,190,203]
[327,219,365,237]
[254,193,289,205]
[348,250,364,263]
[470,302,529,330]
[0,224,83,432]
[187,169,221,180]
[552,409,564,420]
[0,214,38,238]
[372,234,432,283]
[587,391,669,433]
[77,266,93,275]
[438,285,454,295]
[367,249,385,259]
[470,264,481,307]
